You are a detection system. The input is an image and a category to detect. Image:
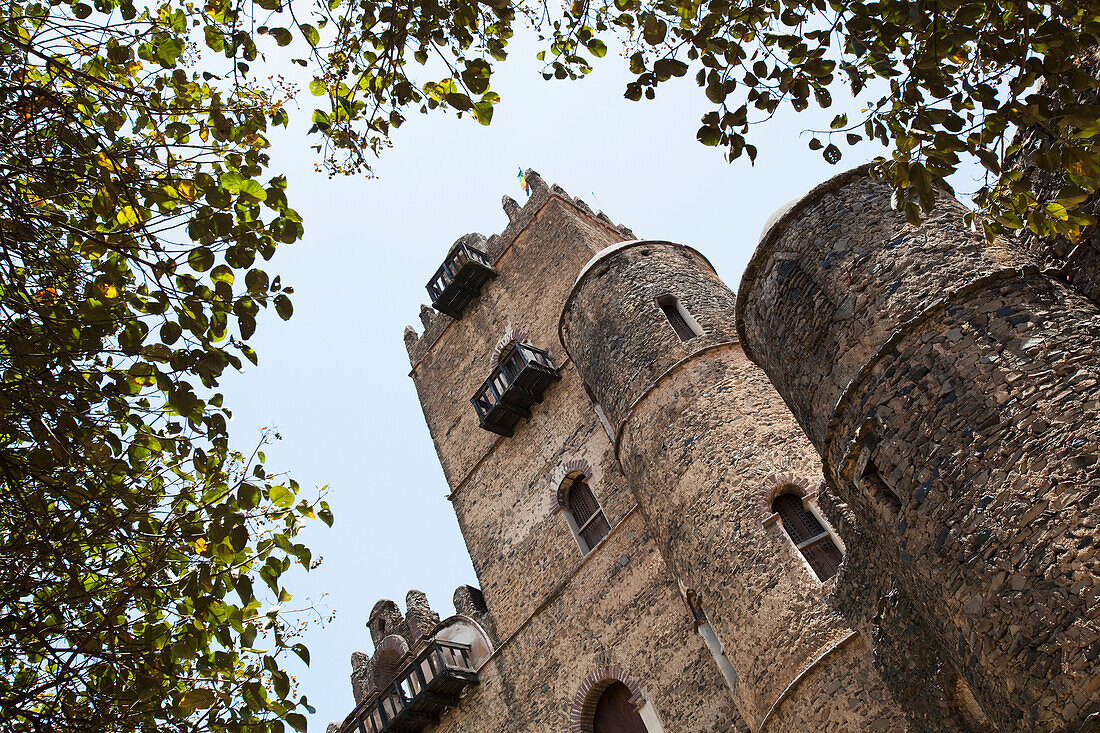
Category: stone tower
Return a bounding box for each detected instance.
[737,165,1100,730]
[334,171,913,732]
[341,172,751,732]
[558,239,907,729]
[334,166,1098,732]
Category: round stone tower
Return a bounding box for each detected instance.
[559,240,908,730]
[737,166,1100,730]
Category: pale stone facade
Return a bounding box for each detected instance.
[335,168,1099,732]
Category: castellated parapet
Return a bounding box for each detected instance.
[738,166,1100,730]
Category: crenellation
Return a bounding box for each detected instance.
[350,651,373,705]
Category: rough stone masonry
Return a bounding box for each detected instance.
[332,165,1099,733]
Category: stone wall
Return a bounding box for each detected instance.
[428,512,749,732]
[560,240,909,730]
[738,167,1100,730]
[404,175,634,641]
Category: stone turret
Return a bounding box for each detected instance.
[737,165,1100,730]
[559,239,908,729]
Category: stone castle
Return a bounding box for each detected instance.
[333,166,1100,732]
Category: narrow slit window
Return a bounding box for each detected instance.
[860,460,903,520]
[773,493,843,582]
[687,591,738,692]
[566,479,610,553]
[656,294,703,341]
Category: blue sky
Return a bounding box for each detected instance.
[218,29,984,729]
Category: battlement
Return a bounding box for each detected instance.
[338,588,494,733]
[403,170,635,367]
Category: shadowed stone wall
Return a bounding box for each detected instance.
[738,167,1100,731]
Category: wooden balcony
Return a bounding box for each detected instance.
[345,640,479,733]
[471,343,561,437]
[426,243,497,319]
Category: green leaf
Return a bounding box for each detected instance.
[239,179,268,201]
[587,39,607,58]
[1046,201,1070,220]
[180,689,216,710]
[697,126,720,146]
[116,206,144,227]
[473,101,494,125]
[445,92,473,111]
[161,322,182,344]
[291,643,310,665]
[309,79,327,96]
[203,25,225,52]
[274,293,293,320]
[643,16,667,45]
[318,500,334,526]
[188,248,215,272]
[270,27,293,46]
[269,484,294,507]
[211,265,234,285]
[219,171,244,194]
[301,24,320,47]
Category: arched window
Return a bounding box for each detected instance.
[593,682,648,733]
[656,294,703,341]
[773,493,843,581]
[566,479,610,554]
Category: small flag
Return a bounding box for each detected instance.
[517,167,530,195]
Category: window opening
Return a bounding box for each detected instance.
[773,493,843,581]
[567,479,610,553]
[687,591,738,692]
[656,294,702,341]
[859,459,903,520]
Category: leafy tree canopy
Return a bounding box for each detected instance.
[0,0,328,730]
[306,0,1100,243]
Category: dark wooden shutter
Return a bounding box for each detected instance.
[579,512,611,550]
[568,480,599,525]
[773,493,823,543]
[773,493,843,581]
[568,480,610,551]
[803,538,843,580]
[593,682,648,733]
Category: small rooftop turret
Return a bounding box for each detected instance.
[338,589,494,733]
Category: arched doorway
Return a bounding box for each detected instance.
[593,681,647,733]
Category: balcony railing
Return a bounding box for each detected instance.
[471,343,561,437]
[345,639,478,733]
[426,243,496,319]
